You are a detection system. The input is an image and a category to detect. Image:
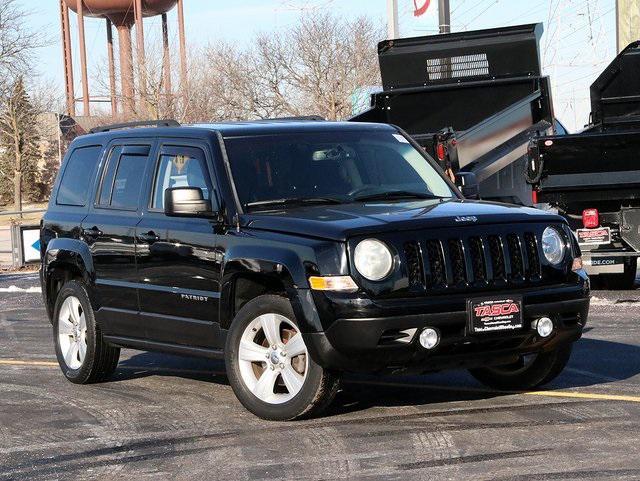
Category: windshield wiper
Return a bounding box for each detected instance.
[245,196,345,209]
[353,190,447,202]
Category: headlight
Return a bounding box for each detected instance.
[354,239,394,281]
[542,227,565,265]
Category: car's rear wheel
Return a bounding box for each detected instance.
[53,280,120,384]
[468,344,572,391]
[225,295,340,420]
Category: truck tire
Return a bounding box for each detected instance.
[225,295,340,421]
[53,280,120,384]
[468,344,572,391]
[602,258,637,290]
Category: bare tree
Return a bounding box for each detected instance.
[195,13,382,121]
[0,0,46,94]
[90,12,382,124]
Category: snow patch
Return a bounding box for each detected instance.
[0,285,41,293]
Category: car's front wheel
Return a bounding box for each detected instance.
[468,344,572,391]
[225,295,340,420]
[53,280,120,384]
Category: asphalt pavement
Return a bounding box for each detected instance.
[1,272,639,480]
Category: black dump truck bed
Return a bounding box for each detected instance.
[351,23,555,206]
[527,41,640,285]
[528,41,640,211]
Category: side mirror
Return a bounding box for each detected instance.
[455,172,480,200]
[164,187,215,217]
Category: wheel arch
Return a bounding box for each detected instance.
[219,245,308,330]
[43,238,96,320]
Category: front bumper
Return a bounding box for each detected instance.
[293,275,590,374]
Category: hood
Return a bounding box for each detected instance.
[241,199,562,242]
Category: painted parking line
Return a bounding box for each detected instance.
[0,359,58,367]
[2,358,639,404]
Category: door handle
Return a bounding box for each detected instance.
[82,227,103,238]
[137,231,160,243]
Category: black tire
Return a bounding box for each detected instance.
[225,295,340,421]
[602,258,637,290]
[53,280,120,384]
[468,344,572,391]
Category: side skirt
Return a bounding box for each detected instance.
[103,335,225,359]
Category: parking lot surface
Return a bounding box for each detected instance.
[1,272,640,480]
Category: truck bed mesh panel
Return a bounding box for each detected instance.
[426,53,489,81]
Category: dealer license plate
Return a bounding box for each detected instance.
[576,227,611,245]
[468,296,523,334]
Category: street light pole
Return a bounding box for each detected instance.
[439,0,451,34]
[387,0,399,39]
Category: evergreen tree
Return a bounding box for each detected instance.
[0,77,41,211]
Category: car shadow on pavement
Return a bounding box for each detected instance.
[112,335,640,417]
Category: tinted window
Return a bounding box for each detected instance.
[152,148,213,210]
[110,154,147,209]
[97,146,122,206]
[224,131,454,208]
[56,146,102,206]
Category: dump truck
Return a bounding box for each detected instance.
[351,23,556,206]
[527,41,640,288]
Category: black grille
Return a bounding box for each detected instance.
[448,239,466,285]
[403,230,543,292]
[469,236,486,282]
[404,241,424,288]
[425,240,446,286]
[507,234,524,280]
[488,235,506,280]
[524,233,541,278]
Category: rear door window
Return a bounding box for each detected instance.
[56,145,102,206]
[97,144,150,210]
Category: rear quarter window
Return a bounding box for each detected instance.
[56,145,102,206]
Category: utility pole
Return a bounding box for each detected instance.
[439,0,451,34]
[617,0,640,53]
[387,0,399,39]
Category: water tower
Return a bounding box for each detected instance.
[59,0,187,117]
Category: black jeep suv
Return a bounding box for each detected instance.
[41,119,590,420]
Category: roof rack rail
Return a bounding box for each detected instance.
[89,119,180,134]
[254,115,325,122]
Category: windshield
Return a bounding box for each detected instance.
[224,130,455,209]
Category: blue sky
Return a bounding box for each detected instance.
[22,0,615,131]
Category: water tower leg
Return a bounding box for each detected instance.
[75,0,90,116]
[106,19,117,117]
[135,0,147,111]
[59,1,75,116]
[161,13,172,97]
[177,0,187,89]
[117,23,135,116]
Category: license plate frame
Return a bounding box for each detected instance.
[576,227,611,245]
[467,295,524,334]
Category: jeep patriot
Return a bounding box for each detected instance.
[40,119,590,420]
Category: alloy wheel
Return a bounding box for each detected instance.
[237,313,308,404]
[57,296,87,370]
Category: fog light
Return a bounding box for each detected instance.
[534,317,554,338]
[419,328,440,349]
